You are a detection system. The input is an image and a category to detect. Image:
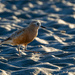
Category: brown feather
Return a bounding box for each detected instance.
[12,24,38,46]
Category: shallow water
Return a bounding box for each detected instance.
[0,0,75,75]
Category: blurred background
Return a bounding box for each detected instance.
[0,0,75,20]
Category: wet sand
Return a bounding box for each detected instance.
[0,0,75,75]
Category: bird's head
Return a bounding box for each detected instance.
[29,21,45,29]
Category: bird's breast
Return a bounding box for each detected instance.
[25,29,38,43]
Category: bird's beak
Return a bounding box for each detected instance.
[41,26,46,29]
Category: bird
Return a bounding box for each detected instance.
[0,21,45,56]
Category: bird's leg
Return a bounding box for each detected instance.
[17,45,21,56]
[24,45,40,53]
[24,45,32,52]
[24,45,27,51]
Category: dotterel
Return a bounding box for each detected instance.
[0,21,45,56]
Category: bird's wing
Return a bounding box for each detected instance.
[10,28,25,39]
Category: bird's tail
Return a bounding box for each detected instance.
[0,40,7,45]
[0,39,12,45]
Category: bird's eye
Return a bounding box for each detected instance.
[37,22,39,26]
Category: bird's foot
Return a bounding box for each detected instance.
[25,49,40,53]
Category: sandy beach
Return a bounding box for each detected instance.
[0,0,75,75]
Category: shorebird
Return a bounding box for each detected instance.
[0,21,45,56]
